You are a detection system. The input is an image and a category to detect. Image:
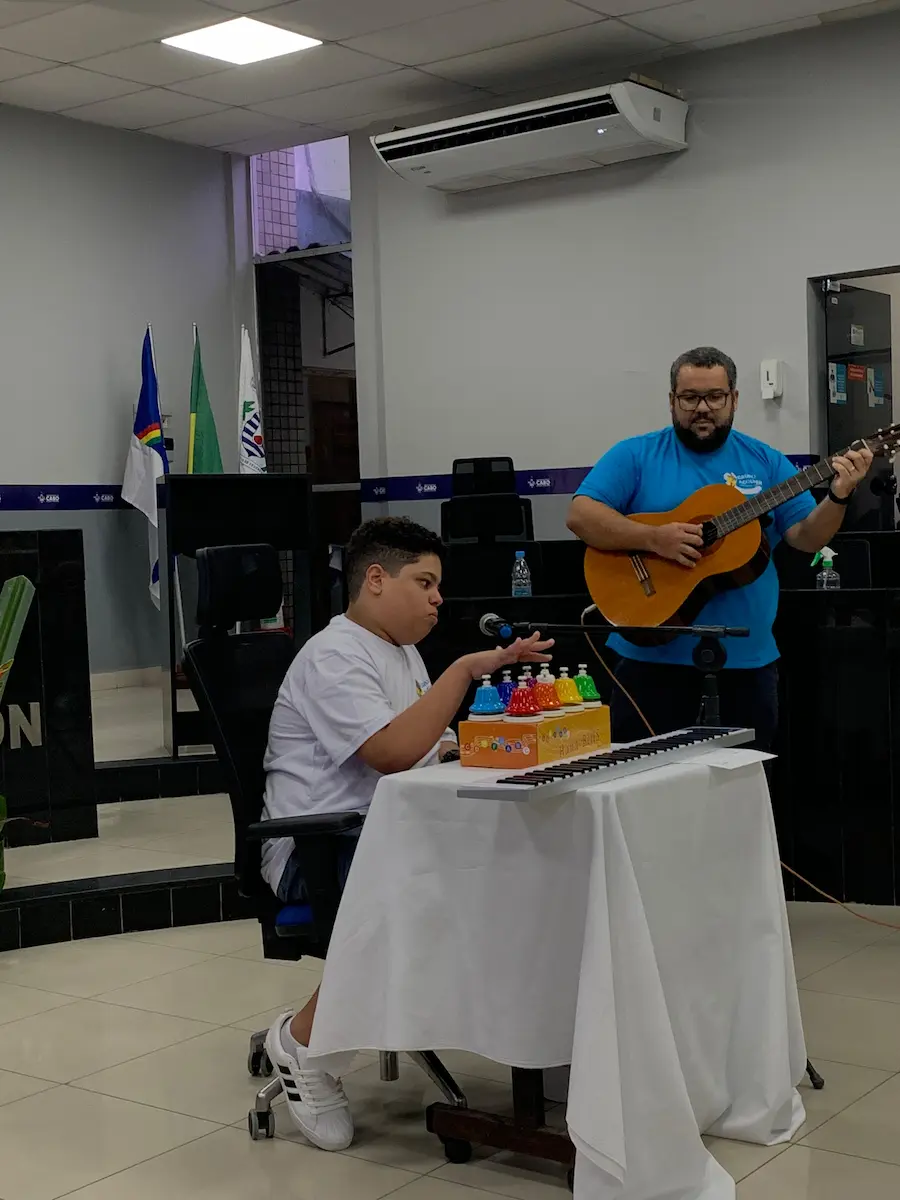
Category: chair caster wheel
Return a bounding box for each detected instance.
[248,1109,275,1140]
[261,1052,273,1077]
[443,1138,472,1164]
[567,1166,575,1192]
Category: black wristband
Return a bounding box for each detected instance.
[827,485,852,506]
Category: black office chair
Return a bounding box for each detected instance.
[450,456,516,496]
[182,544,469,1151]
[441,494,535,545]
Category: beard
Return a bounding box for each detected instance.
[673,412,734,454]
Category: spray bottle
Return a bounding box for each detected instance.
[812,546,840,591]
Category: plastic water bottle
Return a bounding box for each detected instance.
[813,547,840,591]
[511,550,532,598]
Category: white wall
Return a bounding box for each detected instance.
[0,104,241,483]
[351,11,900,484]
[0,105,251,671]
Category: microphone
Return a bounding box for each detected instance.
[478,612,515,640]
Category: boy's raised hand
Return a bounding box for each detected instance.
[462,632,555,680]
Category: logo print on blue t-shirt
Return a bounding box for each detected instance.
[724,471,763,496]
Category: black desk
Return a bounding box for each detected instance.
[774,587,900,905]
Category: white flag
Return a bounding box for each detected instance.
[238,325,266,475]
[122,327,169,607]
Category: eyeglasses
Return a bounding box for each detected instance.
[674,390,732,411]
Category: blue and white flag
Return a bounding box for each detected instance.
[238,325,266,475]
[122,328,169,607]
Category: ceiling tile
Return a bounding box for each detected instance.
[0,2,78,30]
[0,64,143,110]
[428,19,670,90]
[568,0,697,13]
[259,0,493,42]
[170,43,396,105]
[252,67,481,123]
[692,15,822,50]
[0,46,54,80]
[625,0,864,43]
[219,124,338,154]
[206,0,289,9]
[343,0,603,67]
[65,86,226,128]
[0,0,225,60]
[146,105,305,146]
[77,42,229,86]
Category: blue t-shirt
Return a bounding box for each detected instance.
[575,426,815,668]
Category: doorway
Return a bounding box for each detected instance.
[306,368,362,546]
[811,270,898,530]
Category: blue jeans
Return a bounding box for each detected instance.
[276,828,361,904]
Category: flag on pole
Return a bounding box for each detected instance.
[238,324,266,474]
[187,325,223,474]
[122,327,169,607]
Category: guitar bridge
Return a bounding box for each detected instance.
[630,553,656,597]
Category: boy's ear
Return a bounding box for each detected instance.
[365,563,386,595]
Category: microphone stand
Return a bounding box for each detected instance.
[490,620,750,729]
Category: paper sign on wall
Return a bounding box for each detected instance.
[867,367,885,407]
[848,363,866,382]
[850,324,865,346]
[829,362,847,405]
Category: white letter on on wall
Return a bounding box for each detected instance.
[9,703,42,749]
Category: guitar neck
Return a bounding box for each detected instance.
[712,458,836,538]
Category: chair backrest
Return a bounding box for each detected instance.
[183,544,296,897]
[451,456,516,496]
[441,494,534,545]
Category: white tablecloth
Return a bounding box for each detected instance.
[307,754,807,1200]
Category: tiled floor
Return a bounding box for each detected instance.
[91,685,209,763]
[0,903,899,1198]
[3,794,233,888]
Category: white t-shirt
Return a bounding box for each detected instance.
[260,614,455,892]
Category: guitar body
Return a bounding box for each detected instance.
[584,484,770,644]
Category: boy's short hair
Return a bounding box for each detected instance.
[345,517,444,600]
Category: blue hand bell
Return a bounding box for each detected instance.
[496,669,515,709]
[469,674,506,720]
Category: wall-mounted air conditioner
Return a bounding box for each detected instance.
[370,81,688,193]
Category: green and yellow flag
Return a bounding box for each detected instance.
[187,326,223,474]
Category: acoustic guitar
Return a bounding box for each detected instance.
[583,425,900,643]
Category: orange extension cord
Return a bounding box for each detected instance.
[581,622,900,933]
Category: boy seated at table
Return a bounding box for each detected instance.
[262,516,553,1150]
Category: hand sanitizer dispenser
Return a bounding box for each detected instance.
[761,360,784,402]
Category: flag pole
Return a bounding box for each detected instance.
[151,322,187,652]
[187,323,197,475]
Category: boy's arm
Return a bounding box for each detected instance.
[356,634,553,775]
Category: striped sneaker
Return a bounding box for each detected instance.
[264,1013,354,1150]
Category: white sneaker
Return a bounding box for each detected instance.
[264,1014,354,1151]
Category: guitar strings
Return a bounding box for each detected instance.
[578,609,900,934]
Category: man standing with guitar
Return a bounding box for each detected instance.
[567,346,873,748]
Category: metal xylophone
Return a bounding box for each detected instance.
[455,726,756,800]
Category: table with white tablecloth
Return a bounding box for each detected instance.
[307,753,807,1200]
